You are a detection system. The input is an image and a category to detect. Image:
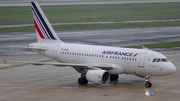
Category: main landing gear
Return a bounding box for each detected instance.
[78,73,88,85]
[78,77,88,85]
[145,75,152,88]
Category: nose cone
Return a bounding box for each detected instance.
[167,63,176,75]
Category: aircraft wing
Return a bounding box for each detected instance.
[2,59,113,70]
[8,46,45,51]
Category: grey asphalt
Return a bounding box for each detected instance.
[0,0,179,100]
[0,0,180,6]
[0,26,180,56]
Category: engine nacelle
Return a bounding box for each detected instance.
[86,70,110,84]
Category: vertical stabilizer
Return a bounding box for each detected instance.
[31,2,63,43]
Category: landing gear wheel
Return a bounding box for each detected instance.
[110,74,119,81]
[145,75,152,88]
[78,78,88,85]
[145,82,152,88]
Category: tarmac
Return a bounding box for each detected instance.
[0,50,179,101]
[0,0,179,100]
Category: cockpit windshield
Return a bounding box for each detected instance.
[152,58,168,62]
[161,58,168,62]
[157,58,161,62]
[152,58,156,62]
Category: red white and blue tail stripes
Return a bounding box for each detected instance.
[31,2,57,40]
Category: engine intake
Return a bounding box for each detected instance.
[86,70,110,84]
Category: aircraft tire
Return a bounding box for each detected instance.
[145,82,152,88]
[78,78,88,85]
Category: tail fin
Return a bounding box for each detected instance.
[31,2,63,43]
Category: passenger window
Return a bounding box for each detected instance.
[106,56,108,58]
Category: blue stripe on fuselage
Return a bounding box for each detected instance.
[32,8,50,39]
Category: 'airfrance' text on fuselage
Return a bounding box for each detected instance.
[102,51,136,57]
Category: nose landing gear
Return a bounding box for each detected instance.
[145,76,152,88]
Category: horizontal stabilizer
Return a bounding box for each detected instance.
[8,46,45,51]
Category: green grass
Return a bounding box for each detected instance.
[126,41,180,49]
[53,21,180,30]
[0,26,34,33]
[0,21,180,33]
[0,2,180,25]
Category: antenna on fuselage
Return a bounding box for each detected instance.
[141,45,148,50]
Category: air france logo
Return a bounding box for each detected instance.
[102,51,138,57]
[133,53,138,57]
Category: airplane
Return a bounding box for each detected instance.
[4,2,176,88]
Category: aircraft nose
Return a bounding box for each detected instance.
[168,63,176,74]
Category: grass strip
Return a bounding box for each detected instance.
[126,41,180,49]
[0,2,180,25]
[0,21,180,33]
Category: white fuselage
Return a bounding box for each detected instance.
[30,42,176,77]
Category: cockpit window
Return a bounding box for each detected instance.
[157,58,161,62]
[152,58,168,62]
[161,58,168,62]
[152,58,156,62]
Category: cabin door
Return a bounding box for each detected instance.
[101,54,105,61]
[54,45,59,59]
[138,53,147,68]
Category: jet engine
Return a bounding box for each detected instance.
[86,70,110,84]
